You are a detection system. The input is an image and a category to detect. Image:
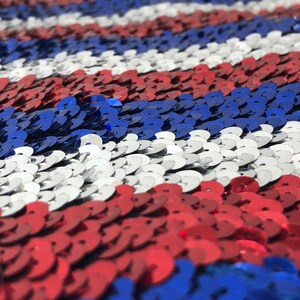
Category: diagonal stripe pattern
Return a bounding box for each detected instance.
[1,1,300,300]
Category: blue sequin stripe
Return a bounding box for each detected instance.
[99,258,300,299]
[0,0,262,21]
[0,82,299,157]
[0,17,298,65]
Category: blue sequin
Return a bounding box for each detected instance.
[0,82,297,156]
[0,17,297,64]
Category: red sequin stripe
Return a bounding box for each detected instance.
[0,51,299,112]
[1,175,300,299]
[0,5,299,40]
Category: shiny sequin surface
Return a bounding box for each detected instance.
[0,0,300,299]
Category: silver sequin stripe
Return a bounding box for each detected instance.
[1,121,300,216]
[0,0,298,31]
[1,31,299,81]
